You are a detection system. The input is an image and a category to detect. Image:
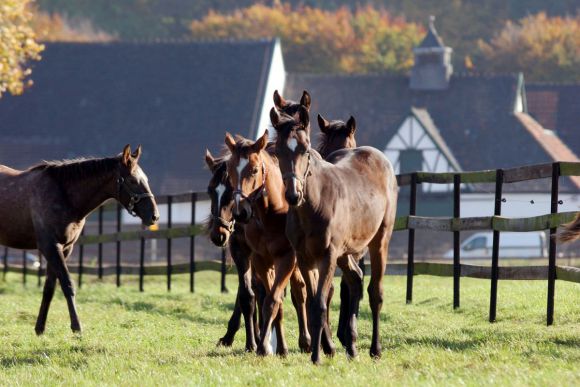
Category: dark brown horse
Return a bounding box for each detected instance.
[271,107,398,364]
[205,151,263,352]
[0,145,159,334]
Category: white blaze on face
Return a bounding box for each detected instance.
[287,138,298,152]
[215,183,225,209]
[236,158,248,190]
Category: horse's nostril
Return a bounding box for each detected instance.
[152,214,159,222]
[219,234,226,244]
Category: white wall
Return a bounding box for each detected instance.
[255,38,286,140]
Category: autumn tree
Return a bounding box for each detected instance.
[0,0,44,97]
[190,4,423,74]
[478,13,580,82]
[32,12,114,42]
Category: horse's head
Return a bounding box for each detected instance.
[224,131,269,223]
[204,150,235,247]
[271,106,311,207]
[273,89,311,118]
[317,114,357,158]
[117,144,159,227]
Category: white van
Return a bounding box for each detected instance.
[443,231,548,259]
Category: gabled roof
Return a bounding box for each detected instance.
[409,107,462,172]
[0,40,278,194]
[285,72,579,192]
[526,83,580,156]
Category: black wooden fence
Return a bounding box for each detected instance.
[1,161,579,325]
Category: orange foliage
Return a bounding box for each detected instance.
[478,13,580,82]
[32,11,115,42]
[190,4,424,74]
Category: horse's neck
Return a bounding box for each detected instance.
[65,166,118,220]
[302,156,327,211]
[256,152,287,217]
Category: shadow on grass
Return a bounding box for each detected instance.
[0,345,99,369]
[396,336,485,351]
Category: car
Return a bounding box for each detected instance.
[443,231,547,259]
[1,251,41,268]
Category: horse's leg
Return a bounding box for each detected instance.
[336,274,350,346]
[290,268,311,353]
[256,254,294,357]
[337,254,364,358]
[34,266,57,335]
[217,294,242,347]
[309,254,337,365]
[320,281,336,356]
[253,278,265,343]
[367,226,390,359]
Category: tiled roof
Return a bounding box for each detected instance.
[527,83,580,156]
[0,40,276,194]
[285,72,579,192]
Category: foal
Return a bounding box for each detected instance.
[271,107,398,364]
[0,145,159,334]
[225,132,316,356]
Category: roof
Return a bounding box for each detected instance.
[416,16,445,49]
[285,72,580,192]
[0,40,277,194]
[526,83,580,156]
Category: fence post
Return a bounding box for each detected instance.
[78,228,84,288]
[116,203,122,287]
[221,248,227,293]
[547,162,560,326]
[489,168,503,323]
[406,173,417,304]
[98,206,104,280]
[37,251,42,287]
[22,250,27,286]
[2,247,7,280]
[139,236,145,292]
[453,174,461,309]
[167,195,172,292]
[190,193,197,293]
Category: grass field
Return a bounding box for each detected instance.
[0,271,578,386]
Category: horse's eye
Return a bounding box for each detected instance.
[251,167,259,176]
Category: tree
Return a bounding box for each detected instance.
[478,13,580,82]
[0,0,44,97]
[190,4,423,74]
[32,12,114,42]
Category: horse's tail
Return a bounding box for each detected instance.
[558,213,580,243]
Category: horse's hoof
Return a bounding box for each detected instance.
[299,337,312,353]
[217,336,234,347]
[310,354,321,365]
[71,324,82,334]
[35,327,45,336]
[276,347,289,357]
[370,346,382,359]
[346,346,358,359]
[244,343,257,353]
[257,345,272,356]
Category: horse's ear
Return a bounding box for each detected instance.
[317,114,330,134]
[252,130,268,152]
[225,133,236,152]
[122,144,132,166]
[346,116,356,135]
[300,90,311,111]
[273,90,286,109]
[270,107,280,129]
[299,105,309,129]
[204,149,216,170]
[132,145,142,162]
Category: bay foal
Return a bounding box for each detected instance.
[0,145,159,334]
[271,107,398,364]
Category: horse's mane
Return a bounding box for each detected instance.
[31,157,120,183]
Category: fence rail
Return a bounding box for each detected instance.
[1,161,579,325]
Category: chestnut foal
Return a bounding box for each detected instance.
[271,107,398,364]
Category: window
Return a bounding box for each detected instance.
[399,149,423,174]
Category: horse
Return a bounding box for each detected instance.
[271,106,398,364]
[205,151,264,352]
[224,132,319,356]
[0,145,159,334]
[559,213,580,242]
[203,91,311,352]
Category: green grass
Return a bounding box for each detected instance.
[0,272,578,386]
